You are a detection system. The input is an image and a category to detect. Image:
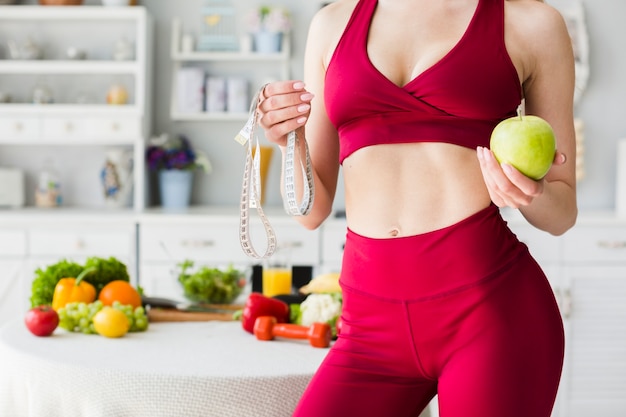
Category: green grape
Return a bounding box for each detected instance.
[134,317,148,331]
[79,317,89,329]
[58,301,149,334]
[110,302,149,332]
[77,303,88,315]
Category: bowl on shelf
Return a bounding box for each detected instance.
[39,0,84,5]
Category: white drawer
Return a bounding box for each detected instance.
[0,116,40,141]
[563,225,626,264]
[262,222,320,265]
[41,117,88,141]
[507,223,561,263]
[0,229,27,257]
[87,118,141,141]
[140,221,320,266]
[29,229,133,257]
[320,220,347,266]
[140,222,245,264]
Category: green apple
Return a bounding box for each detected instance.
[490,114,556,180]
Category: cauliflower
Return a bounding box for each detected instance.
[298,293,342,329]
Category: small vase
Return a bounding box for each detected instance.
[159,170,193,209]
[101,148,134,208]
[253,31,282,53]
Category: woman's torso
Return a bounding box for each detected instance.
[321,0,527,238]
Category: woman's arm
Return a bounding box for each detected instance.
[257,3,352,229]
[479,0,577,235]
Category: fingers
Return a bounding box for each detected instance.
[257,80,314,144]
[263,80,306,98]
[477,147,543,208]
[552,150,566,166]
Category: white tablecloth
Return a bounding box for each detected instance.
[0,319,329,417]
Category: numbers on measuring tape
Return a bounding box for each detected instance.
[236,85,315,259]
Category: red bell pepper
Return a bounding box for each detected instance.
[241,292,290,334]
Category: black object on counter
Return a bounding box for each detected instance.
[251,264,313,295]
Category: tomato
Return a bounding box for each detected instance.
[25,305,59,337]
[93,307,130,338]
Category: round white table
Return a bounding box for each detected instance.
[0,319,329,417]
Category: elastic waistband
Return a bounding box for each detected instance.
[340,204,527,301]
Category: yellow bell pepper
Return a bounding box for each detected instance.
[51,266,97,310]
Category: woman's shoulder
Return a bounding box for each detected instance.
[505,0,571,55]
[311,0,359,29]
[308,0,360,66]
[505,0,568,32]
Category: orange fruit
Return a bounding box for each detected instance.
[93,307,130,338]
[98,280,142,309]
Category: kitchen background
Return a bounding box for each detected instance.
[1,4,624,416]
[1,0,625,213]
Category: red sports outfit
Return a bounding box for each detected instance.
[325,0,522,164]
[294,0,564,415]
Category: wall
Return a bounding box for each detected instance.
[15,0,626,212]
[548,0,626,211]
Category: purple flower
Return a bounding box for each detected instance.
[146,135,203,171]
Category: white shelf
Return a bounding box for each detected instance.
[0,5,148,21]
[169,111,249,122]
[0,60,140,75]
[0,104,141,116]
[0,137,138,146]
[169,17,291,122]
[0,5,152,212]
[171,39,290,62]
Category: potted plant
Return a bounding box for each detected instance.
[146,134,211,209]
[244,6,292,53]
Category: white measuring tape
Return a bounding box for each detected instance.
[234,84,315,259]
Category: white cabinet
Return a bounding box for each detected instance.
[557,221,626,417]
[138,207,319,300]
[319,218,347,272]
[0,6,152,210]
[169,17,290,122]
[0,212,138,326]
[559,266,626,417]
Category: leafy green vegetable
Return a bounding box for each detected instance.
[83,256,130,294]
[177,260,245,304]
[289,303,301,325]
[30,257,130,308]
[30,259,83,308]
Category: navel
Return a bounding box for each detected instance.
[389,227,400,237]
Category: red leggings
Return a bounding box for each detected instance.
[293,205,564,417]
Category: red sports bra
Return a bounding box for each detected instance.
[325,0,522,164]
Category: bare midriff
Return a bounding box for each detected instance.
[342,142,492,239]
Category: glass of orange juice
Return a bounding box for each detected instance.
[262,250,292,297]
